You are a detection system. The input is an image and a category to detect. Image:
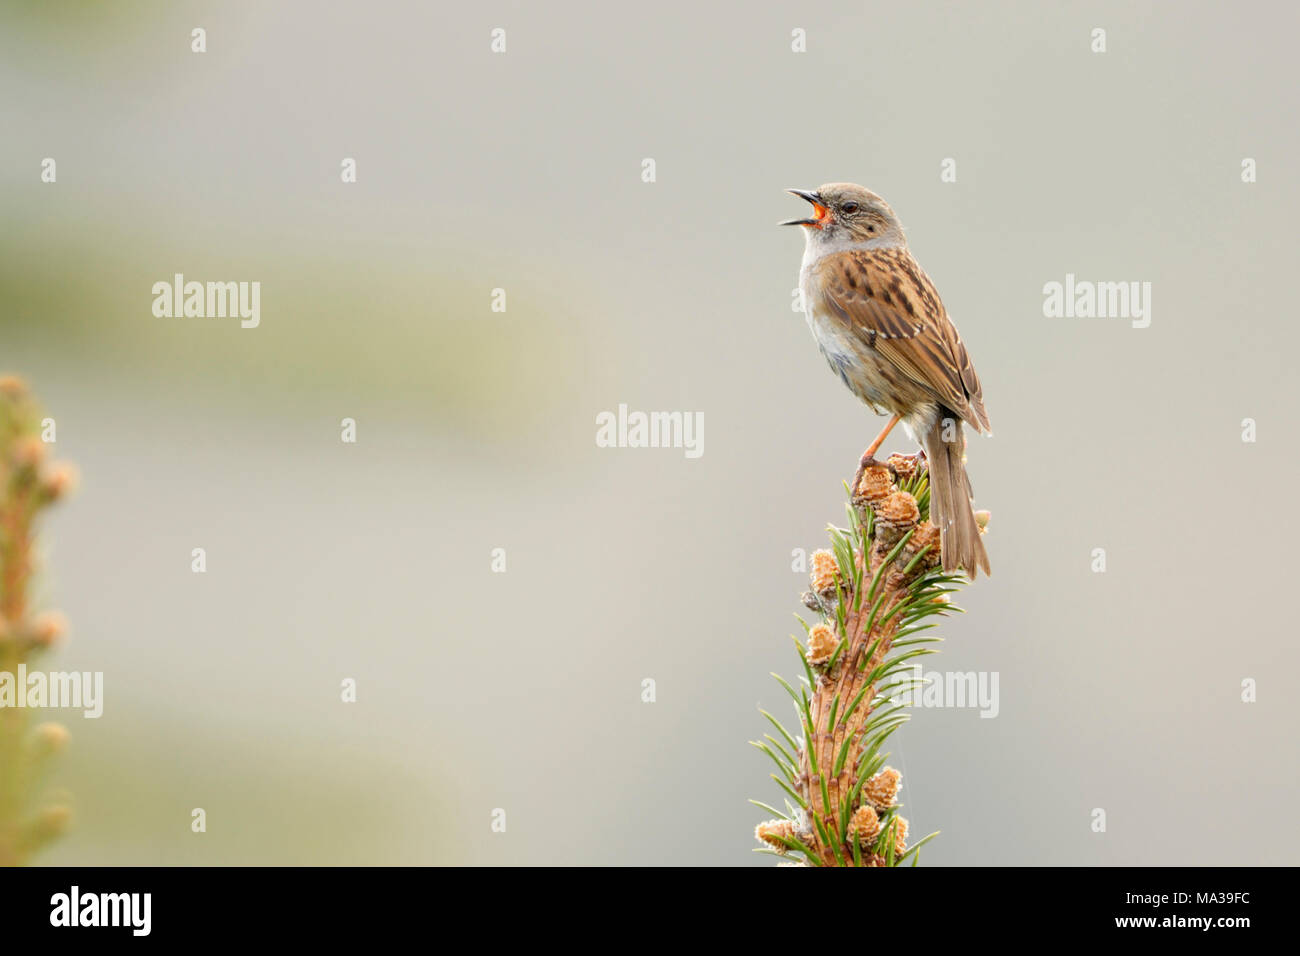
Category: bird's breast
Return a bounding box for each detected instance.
[799,285,933,423]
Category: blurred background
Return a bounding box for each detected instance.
[2,0,1297,865]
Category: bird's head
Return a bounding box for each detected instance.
[782,183,904,246]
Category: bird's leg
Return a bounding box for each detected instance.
[862,414,901,462]
[851,413,901,496]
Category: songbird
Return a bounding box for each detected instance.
[784,183,990,578]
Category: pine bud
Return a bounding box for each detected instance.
[806,623,837,666]
[863,767,902,810]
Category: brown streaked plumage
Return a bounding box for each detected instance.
[785,183,991,578]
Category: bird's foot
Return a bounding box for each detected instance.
[853,448,932,499]
[851,451,892,500]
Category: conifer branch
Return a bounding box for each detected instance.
[0,377,76,866]
[752,452,988,866]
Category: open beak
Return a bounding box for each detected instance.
[782,188,829,227]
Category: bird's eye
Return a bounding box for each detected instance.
[842,202,859,214]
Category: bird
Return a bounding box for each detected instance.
[784,183,990,578]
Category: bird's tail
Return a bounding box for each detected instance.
[922,414,990,579]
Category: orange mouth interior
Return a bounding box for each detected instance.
[811,202,830,226]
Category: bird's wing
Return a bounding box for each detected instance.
[814,248,989,432]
